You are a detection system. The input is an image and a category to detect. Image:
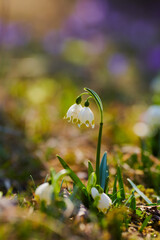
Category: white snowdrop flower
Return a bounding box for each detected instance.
[133,122,150,138]
[97,193,112,213]
[35,182,53,204]
[91,187,112,213]
[64,103,83,123]
[78,107,95,128]
[142,105,160,129]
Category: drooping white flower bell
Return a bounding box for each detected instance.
[64,103,83,123]
[35,182,53,204]
[91,187,112,213]
[78,106,95,128]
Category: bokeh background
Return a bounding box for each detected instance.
[1,0,160,100]
[0,0,160,192]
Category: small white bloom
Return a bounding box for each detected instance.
[64,103,83,123]
[142,105,160,129]
[78,107,95,128]
[63,197,74,218]
[133,122,150,138]
[97,193,112,213]
[35,182,53,204]
[91,187,112,213]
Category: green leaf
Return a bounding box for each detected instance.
[54,169,69,182]
[84,88,103,114]
[105,176,109,194]
[87,172,97,193]
[130,192,136,211]
[30,175,36,191]
[127,178,152,204]
[99,152,109,191]
[117,166,125,201]
[139,215,152,233]
[136,209,143,217]
[112,175,117,203]
[88,160,94,178]
[57,155,86,195]
[125,190,135,206]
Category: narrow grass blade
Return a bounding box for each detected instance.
[44,174,49,183]
[112,175,117,202]
[125,191,135,206]
[57,155,86,190]
[55,169,69,182]
[117,166,125,200]
[99,152,109,191]
[130,192,136,211]
[105,176,109,194]
[60,179,64,191]
[88,160,94,178]
[30,175,36,190]
[139,215,152,233]
[127,178,152,204]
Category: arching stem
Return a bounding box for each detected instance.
[84,88,103,185]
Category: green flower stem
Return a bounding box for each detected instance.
[84,88,104,185]
[96,122,103,184]
[86,96,93,101]
[76,92,89,99]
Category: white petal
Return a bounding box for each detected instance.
[35,182,53,204]
[63,198,74,218]
[78,107,94,127]
[65,104,83,122]
[91,187,99,199]
[97,193,112,213]
[142,105,160,127]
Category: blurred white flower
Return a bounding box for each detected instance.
[64,103,83,123]
[133,122,150,138]
[91,187,112,213]
[35,182,53,204]
[63,197,74,218]
[150,76,160,93]
[142,105,160,129]
[78,107,95,128]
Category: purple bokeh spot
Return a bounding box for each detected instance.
[0,22,31,48]
[43,30,66,55]
[147,46,160,71]
[85,35,106,55]
[63,0,108,39]
[128,20,156,49]
[107,54,128,75]
[73,0,106,25]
